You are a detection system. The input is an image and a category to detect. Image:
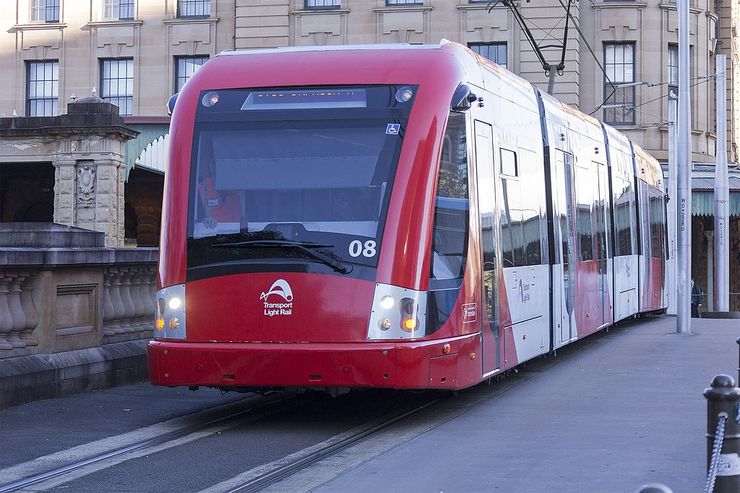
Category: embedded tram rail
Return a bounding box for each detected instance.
[0,389,447,492]
[0,394,295,493]
[222,398,442,493]
[1,316,736,492]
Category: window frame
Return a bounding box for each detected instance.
[304,0,341,8]
[175,55,208,93]
[100,58,134,116]
[30,0,60,23]
[177,0,210,18]
[603,42,636,125]
[467,42,508,69]
[26,59,59,117]
[103,0,135,20]
[385,0,423,5]
[667,43,678,98]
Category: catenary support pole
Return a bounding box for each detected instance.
[667,92,678,315]
[714,54,729,312]
[676,0,692,333]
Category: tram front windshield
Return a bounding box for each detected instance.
[186,86,415,278]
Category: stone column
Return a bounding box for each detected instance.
[53,159,77,228]
[75,159,126,248]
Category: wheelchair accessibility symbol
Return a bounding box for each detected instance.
[386,123,400,135]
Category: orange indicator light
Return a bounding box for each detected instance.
[402,318,418,331]
[442,344,451,355]
[156,318,165,331]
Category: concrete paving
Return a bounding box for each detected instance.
[274,315,740,493]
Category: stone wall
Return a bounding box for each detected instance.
[0,223,157,408]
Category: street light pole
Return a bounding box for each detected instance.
[714,54,729,312]
[676,0,692,333]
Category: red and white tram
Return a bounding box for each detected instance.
[148,41,667,392]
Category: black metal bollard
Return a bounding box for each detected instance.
[703,374,740,493]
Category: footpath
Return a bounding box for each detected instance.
[272,316,740,493]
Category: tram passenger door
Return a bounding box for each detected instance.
[475,121,499,373]
[553,150,576,346]
[595,161,610,326]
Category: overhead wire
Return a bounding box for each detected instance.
[485,0,716,119]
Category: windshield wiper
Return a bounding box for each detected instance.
[212,239,352,274]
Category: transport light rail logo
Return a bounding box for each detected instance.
[261,279,294,317]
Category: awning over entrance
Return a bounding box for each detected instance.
[123,122,170,180]
[692,191,740,217]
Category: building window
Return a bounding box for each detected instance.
[603,43,635,125]
[175,56,208,92]
[178,0,210,17]
[27,60,59,116]
[305,0,340,8]
[667,44,678,98]
[100,58,133,115]
[386,0,422,5]
[31,0,60,23]
[104,0,135,20]
[468,42,507,69]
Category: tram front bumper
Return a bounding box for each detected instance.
[147,337,475,390]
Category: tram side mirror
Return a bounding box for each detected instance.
[451,84,477,112]
[167,93,178,116]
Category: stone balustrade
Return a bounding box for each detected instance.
[0,223,158,361]
[102,265,157,343]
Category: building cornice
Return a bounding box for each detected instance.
[372,6,433,14]
[592,2,648,10]
[656,3,705,15]
[290,9,350,16]
[161,17,219,26]
[81,19,144,30]
[456,4,491,11]
[8,23,68,33]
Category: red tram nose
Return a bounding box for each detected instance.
[180,274,376,344]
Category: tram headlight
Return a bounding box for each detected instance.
[201,91,220,108]
[155,284,187,340]
[367,283,426,340]
[379,296,395,310]
[395,86,414,103]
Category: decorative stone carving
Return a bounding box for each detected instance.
[76,164,96,207]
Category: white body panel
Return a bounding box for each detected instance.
[503,264,550,363]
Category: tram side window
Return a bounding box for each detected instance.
[614,175,634,256]
[650,190,667,259]
[520,149,542,265]
[638,181,650,256]
[430,112,469,282]
[593,162,608,261]
[499,148,543,267]
[575,162,595,261]
[500,148,522,267]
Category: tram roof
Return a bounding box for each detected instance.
[217,43,443,57]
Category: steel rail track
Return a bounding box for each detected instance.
[0,395,295,493]
[226,397,443,493]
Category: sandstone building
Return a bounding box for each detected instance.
[0,0,737,305]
